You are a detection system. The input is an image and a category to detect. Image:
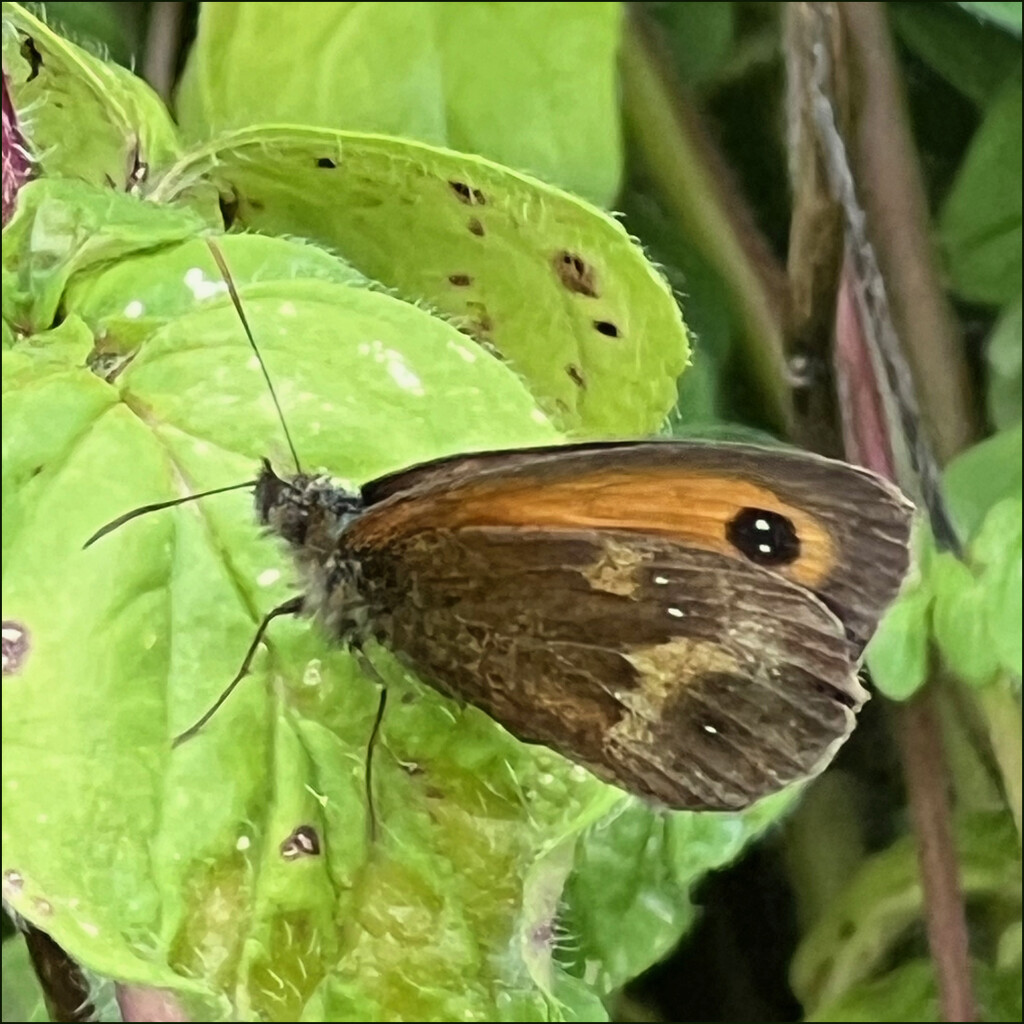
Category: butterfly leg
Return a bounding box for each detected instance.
[172,595,305,747]
[351,644,389,843]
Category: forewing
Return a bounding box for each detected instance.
[353,526,865,811]
[354,441,914,653]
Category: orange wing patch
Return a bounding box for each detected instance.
[352,469,836,588]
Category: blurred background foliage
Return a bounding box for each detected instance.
[1,2,1020,1021]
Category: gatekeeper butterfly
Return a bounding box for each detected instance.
[87,242,914,812]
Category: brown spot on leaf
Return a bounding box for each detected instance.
[566,364,586,389]
[449,180,486,205]
[594,320,621,338]
[2,622,30,675]
[467,217,485,237]
[316,157,337,169]
[448,273,472,287]
[466,301,493,337]
[280,825,321,860]
[20,36,43,82]
[554,251,598,297]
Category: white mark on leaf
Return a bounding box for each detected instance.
[184,267,228,302]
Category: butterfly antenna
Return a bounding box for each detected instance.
[205,237,303,475]
[83,480,258,548]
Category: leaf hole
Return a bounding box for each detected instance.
[554,251,599,297]
[20,35,43,82]
[449,180,486,205]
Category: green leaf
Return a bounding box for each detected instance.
[972,496,1024,677]
[940,71,1023,305]
[986,294,1022,429]
[892,2,1023,106]
[6,229,675,1019]
[63,233,369,349]
[932,551,1005,685]
[643,3,736,85]
[808,958,1024,1023]
[155,126,689,436]
[2,178,208,334]
[1,937,49,1023]
[559,790,795,994]
[175,2,624,207]
[943,423,1022,539]
[38,1,145,65]
[865,580,932,700]
[1,2,180,189]
[957,1,1024,36]
[792,813,1021,1017]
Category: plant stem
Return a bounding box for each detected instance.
[897,691,978,1022]
[839,3,981,463]
[620,12,794,437]
[142,2,184,104]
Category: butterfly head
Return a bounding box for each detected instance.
[255,459,363,551]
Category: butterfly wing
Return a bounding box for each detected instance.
[350,526,864,810]
[354,441,913,653]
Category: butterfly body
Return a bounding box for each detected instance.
[256,440,913,811]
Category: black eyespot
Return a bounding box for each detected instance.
[726,508,800,566]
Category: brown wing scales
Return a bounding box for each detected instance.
[351,526,865,811]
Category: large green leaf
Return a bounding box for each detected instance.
[1,2,179,191]
[175,2,623,207]
[940,71,1023,305]
[7,225,659,1019]
[792,814,1021,1017]
[153,126,689,436]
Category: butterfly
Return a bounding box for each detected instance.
[86,241,914,813]
[245,437,913,811]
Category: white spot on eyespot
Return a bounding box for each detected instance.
[667,607,684,618]
[236,836,251,852]
[755,518,770,531]
[2,627,21,643]
[123,300,145,319]
[758,543,772,554]
[303,660,322,687]
[184,266,228,302]
[654,575,669,585]
[257,569,281,587]
[703,724,719,735]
